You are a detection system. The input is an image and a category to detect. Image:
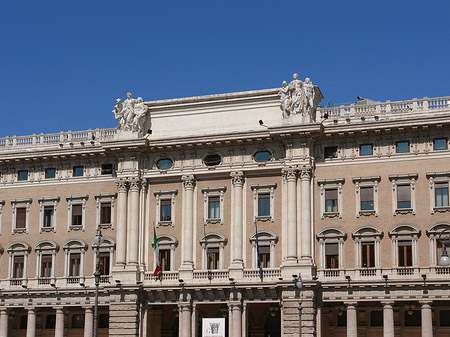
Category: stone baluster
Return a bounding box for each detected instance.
[231,171,244,268]
[282,166,297,263]
[115,178,128,265]
[346,303,357,337]
[178,303,191,337]
[421,301,433,337]
[55,307,65,337]
[300,165,312,260]
[0,309,8,337]
[181,175,195,270]
[26,308,36,337]
[382,302,394,337]
[83,307,93,337]
[128,177,141,265]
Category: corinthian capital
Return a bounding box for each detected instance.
[230,171,244,186]
[115,177,128,192]
[282,166,297,181]
[128,177,142,191]
[300,165,312,180]
[182,175,195,190]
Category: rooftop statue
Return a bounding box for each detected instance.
[113,92,149,133]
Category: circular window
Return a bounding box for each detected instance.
[203,154,222,166]
[156,158,173,169]
[254,151,272,162]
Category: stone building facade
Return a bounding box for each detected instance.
[0,77,449,337]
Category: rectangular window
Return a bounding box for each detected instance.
[73,166,84,177]
[100,203,111,224]
[258,246,271,268]
[45,168,56,179]
[397,185,411,208]
[69,253,81,276]
[360,187,374,210]
[99,253,110,275]
[434,138,447,150]
[398,241,412,267]
[396,141,409,153]
[72,205,82,226]
[325,189,338,213]
[370,310,383,327]
[18,170,28,181]
[101,164,113,175]
[208,196,220,219]
[404,311,421,326]
[360,144,373,156]
[324,146,338,158]
[45,315,56,329]
[19,315,27,329]
[440,310,450,326]
[325,243,339,269]
[258,193,270,217]
[159,249,171,272]
[361,242,375,268]
[71,314,85,328]
[16,207,26,229]
[43,206,54,228]
[436,183,449,207]
[160,200,171,222]
[207,247,219,270]
[13,256,24,278]
[41,254,52,277]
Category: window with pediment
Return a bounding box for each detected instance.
[7,242,31,281]
[38,197,60,233]
[35,240,58,284]
[66,195,88,231]
[352,226,383,269]
[11,198,32,234]
[389,225,420,268]
[318,179,344,219]
[426,223,450,266]
[251,183,276,222]
[63,239,87,284]
[200,232,227,270]
[427,171,450,214]
[202,187,226,225]
[249,230,278,268]
[389,174,417,215]
[154,190,177,227]
[317,228,346,269]
[353,176,380,217]
[94,193,116,229]
[92,237,115,277]
[152,235,178,272]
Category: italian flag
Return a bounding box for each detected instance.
[153,228,161,276]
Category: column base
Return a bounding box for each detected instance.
[112,264,139,284]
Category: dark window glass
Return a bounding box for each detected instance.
[396,141,409,153]
[13,256,24,278]
[324,146,338,158]
[360,144,373,156]
[45,168,56,179]
[325,189,338,212]
[99,253,110,275]
[370,310,383,326]
[404,310,421,326]
[360,187,374,210]
[156,158,173,169]
[258,246,270,268]
[16,207,26,229]
[254,151,271,162]
[397,185,411,209]
[159,249,171,272]
[204,154,222,166]
[73,166,84,177]
[101,164,113,175]
[258,194,270,216]
[41,254,52,277]
[398,241,412,267]
[70,253,81,276]
[19,314,27,329]
[440,310,450,326]
[18,170,28,181]
[72,205,82,226]
[361,242,375,268]
[100,203,111,224]
[160,200,171,221]
[337,311,347,326]
[46,315,56,329]
[208,196,220,219]
[71,314,85,328]
[436,183,449,207]
[98,314,109,328]
[325,243,339,269]
[434,138,447,150]
[43,206,54,228]
[207,247,219,270]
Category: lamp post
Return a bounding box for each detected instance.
[293,274,303,337]
[438,229,450,266]
[93,229,104,337]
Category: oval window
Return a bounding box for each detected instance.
[204,154,222,166]
[156,158,173,169]
[254,151,272,162]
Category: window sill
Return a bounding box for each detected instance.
[433,206,450,213]
[394,208,414,215]
[157,221,174,227]
[41,226,55,233]
[99,223,112,229]
[255,216,272,222]
[69,225,83,231]
[322,212,340,219]
[13,228,27,234]
[359,210,376,217]
[205,218,222,225]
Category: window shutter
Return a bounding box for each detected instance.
[325,189,338,200]
[360,187,373,201]
[435,182,449,189]
[72,205,82,217]
[325,243,339,255]
[397,185,411,202]
[16,208,26,228]
[398,240,412,247]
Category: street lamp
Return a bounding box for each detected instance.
[93,229,104,337]
[439,229,450,266]
[293,275,303,337]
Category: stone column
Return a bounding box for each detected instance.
[83,307,93,337]
[55,307,65,337]
[421,301,433,337]
[178,303,191,337]
[128,177,141,265]
[231,171,244,267]
[300,166,312,260]
[0,309,7,337]
[181,175,195,270]
[115,178,128,265]
[229,302,242,337]
[282,166,297,263]
[346,303,357,337]
[382,302,394,337]
[26,308,36,337]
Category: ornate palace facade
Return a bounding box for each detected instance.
[0,76,449,337]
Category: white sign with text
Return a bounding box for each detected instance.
[202,318,225,337]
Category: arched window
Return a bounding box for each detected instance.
[91,237,115,279]
[152,235,178,272]
[389,225,420,271]
[63,239,88,284]
[35,240,58,284]
[317,228,347,272]
[7,242,31,283]
[199,233,227,270]
[426,222,450,267]
[352,226,383,273]
[249,230,278,268]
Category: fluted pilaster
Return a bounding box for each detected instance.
[115,178,128,265]
[282,166,297,263]
[181,175,195,269]
[231,171,244,267]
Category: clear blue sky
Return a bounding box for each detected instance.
[1,1,449,137]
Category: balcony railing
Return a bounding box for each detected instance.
[243,268,282,280]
